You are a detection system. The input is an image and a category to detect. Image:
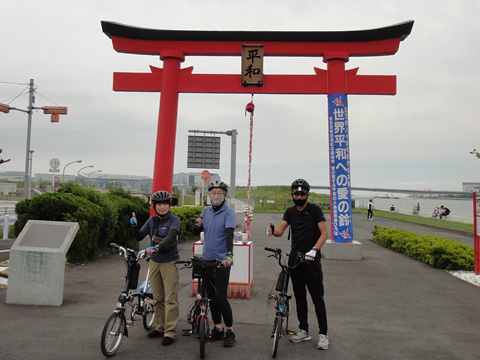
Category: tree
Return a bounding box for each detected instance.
[470,149,480,159]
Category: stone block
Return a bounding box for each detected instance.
[322,240,362,261]
[7,220,79,306]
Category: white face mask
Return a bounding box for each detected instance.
[210,196,224,206]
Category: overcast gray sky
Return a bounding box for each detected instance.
[1,0,479,191]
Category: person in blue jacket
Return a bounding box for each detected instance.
[193,180,236,347]
[130,190,180,346]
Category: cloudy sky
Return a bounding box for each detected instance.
[1,0,479,192]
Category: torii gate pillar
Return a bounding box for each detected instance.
[154,52,184,193]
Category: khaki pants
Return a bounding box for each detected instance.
[149,261,179,338]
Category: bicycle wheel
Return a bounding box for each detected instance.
[272,315,283,358]
[143,301,155,330]
[101,312,126,357]
[198,315,208,359]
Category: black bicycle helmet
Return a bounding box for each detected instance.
[291,178,310,192]
[151,190,171,205]
[208,180,228,193]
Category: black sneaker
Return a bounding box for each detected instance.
[148,330,164,338]
[223,329,236,347]
[161,337,175,346]
[208,327,225,341]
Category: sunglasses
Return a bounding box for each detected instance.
[293,191,307,197]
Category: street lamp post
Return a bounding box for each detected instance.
[62,160,82,183]
[87,169,102,178]
[77,165,94,183]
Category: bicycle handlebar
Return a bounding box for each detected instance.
[264,247,307,269]
[110,242,147,262]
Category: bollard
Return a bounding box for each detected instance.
[3,214,9,239]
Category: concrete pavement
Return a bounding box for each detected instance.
[0,213,479,360]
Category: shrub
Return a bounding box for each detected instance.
[171,206,204,241]
[371,226,474,271]
[13,183,150,264]
[14,192,104,263]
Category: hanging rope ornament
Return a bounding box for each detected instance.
[244,94,255,239]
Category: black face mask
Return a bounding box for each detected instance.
[293,198,307,207]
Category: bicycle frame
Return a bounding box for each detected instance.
[265,247,306,358]
[100,243,155,357]
[177,256,222,359]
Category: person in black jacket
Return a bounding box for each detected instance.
[130,190,180,346]
[267,179,329,350]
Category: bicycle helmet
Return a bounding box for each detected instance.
[151,190,172,205]
[208,180,228,193]
[291,178,310,192]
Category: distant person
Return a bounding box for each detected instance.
[367,199,374,220]
[440,205,450,219]
[389,204,395,213]
[417,202,420,212]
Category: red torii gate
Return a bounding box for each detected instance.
[102,20,413,242]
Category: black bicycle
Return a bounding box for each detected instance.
[100,243,155,357]
[176,256,223,359]
[265,247,306,358]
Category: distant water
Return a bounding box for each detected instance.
[356,196,474,222]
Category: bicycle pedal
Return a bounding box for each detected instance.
[286,330,295,335]
[126,320,133,328]
[269,294,277,300]
[182,329,193,336]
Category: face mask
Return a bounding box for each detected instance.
[293,198,307,207]
[210,196,224,207]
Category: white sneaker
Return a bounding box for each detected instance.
[290,330,311,343]
[317,334,329,350]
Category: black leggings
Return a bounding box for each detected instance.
[205,266,233,327]
[290,260,328,335]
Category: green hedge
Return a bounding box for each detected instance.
[371,226,474,271]
[13,183,150,264]
[171,206,204,241]
[13,184,203,263]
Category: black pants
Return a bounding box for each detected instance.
[205,266,233,327]
[367,209,373,219]
[290,260,328,335]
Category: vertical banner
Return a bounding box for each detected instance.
[328,93,353,243]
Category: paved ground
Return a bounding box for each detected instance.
[1,213,479,360]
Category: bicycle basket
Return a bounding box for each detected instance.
[128,263,141,289]
[275,269,287,292]
[191,256,215,279]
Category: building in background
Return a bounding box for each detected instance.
[462,182,480,192]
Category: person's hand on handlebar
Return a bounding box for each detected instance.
[146,246,156,255]
[305,249,317,261]
[222,252,234,268]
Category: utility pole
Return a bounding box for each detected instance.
[24,79,35,199]
[0,79,68,199]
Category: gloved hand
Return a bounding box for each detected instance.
[223,252,234,267]
[305,249,317,261]
[130,212,137,226]
[265,223,275,236]
[146,246,156,255]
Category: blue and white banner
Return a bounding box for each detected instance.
[328,93,353,243]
